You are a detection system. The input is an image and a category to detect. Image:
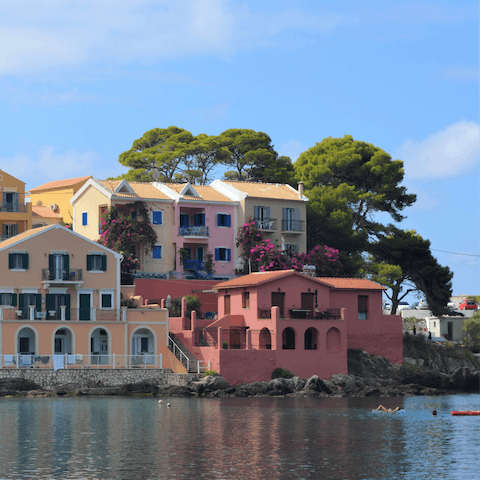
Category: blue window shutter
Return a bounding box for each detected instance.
[227,249,231,262]
[226,215,231,227]
[254,206,259,219]
[82,212,88,226]
[266,207,270,220]
[153,211,162,225]
[201,213,205,226]
[282,208,287,220]
[215,248,219,261]
[216,213,220,226]
[294,208,300,231]
[153,246,161,259]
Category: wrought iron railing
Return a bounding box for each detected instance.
[41,268,83,282]
[0,203,27,213]
[254,218,278,231]
[281,220,305,232]
[178,226,209,237]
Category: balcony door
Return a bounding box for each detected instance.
[79,293,91,321]
[271,292,285,317]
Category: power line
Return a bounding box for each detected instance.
[431,249,480,257]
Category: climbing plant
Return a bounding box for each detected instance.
[98,200,157,284]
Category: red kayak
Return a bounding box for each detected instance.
[451,411,480,416]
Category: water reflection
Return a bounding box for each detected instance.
[1,395,480,478]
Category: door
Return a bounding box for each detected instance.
[54,255,64,280]
[196,247,204,261]
[272,292,285,317]
[224,295,231,315]
[301,293,314,318]
[79,293,91,320]
[448,322,453,341]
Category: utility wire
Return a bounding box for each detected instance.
[431,249,480,257]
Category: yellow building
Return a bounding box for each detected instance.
[28,176,91,224]
[0,169,32,241]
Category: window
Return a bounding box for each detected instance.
[152,210,163,225]
[9,253,28,270]
[152,245,162,259]
[285,244,299,255]
[87,254,106,272]
[2,224,18,238]
[131,211,137,220]
[282,208,300,231]
[0,293,15,307]
[194,213,205,226]
[100,291,114,310]
[215,247,231,262]
[82,212,88,226]
[242,292,250,309]
[217,213,231,227]
[358,295,368,320]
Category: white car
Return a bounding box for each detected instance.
[447,301,456,309]
[398,302,410,310]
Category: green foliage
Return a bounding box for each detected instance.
[169,295,202,317]
[463,312,480,350]
[223,341,228,349]
[271,367,294,379]
[121,299,137,308]
[368,226,453,316]
[201,369,219,377]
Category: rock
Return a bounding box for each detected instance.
[268,378,294,395]
[451,367,480,391]
[192,375,230,392]
[304,375,332,394]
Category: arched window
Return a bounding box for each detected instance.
[18,327,36,355]
[91,328,110,365]
[54,327,74,355]
[326,327,341,351]
[259,328,272,350]
[304,327,318,350]
[282,327,296,350]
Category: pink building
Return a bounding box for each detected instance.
[168,270,403,384]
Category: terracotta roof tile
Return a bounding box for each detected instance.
[29,176,91,192]
[32,206,63,219]
[97,180,172,200]
[0,225,53,249]
[222,181,304,200]
[189,186,234,203]
[319,278,386,290]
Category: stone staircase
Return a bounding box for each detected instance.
[168,332,201,373]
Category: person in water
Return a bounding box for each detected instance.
[374,405,402,413]
[432,410,437,416]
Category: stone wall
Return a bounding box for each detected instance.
[0,369,199,391]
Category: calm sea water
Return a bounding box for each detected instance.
[0,394,479,479]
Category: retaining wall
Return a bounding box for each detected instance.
[0,369,199,391]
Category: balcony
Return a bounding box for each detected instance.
[0,203,27,213]
[41,268,83,287]
[179,226,209,237]
[281,219,305,233]
[184,260,205,270]
[254,218,278,231]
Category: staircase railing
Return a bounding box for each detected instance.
[167,334,190,372]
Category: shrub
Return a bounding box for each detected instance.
[223,341,228,349]
[201,369,219,377]
[271,367,294,379]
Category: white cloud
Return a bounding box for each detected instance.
[0,148,100,187]
[0,0,355,76]
[394,120,479,179]
[438,65,479,82]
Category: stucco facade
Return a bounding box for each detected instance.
[0,224,185,373]
[0,169,32,241]
[168,270,403,384]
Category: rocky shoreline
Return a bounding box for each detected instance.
[3,336,480,398]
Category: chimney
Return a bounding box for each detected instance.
[298,181,304,198]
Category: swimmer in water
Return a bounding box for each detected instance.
[374,405,402,413]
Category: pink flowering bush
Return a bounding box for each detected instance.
[236,222,342,276]
[98,201,157,283]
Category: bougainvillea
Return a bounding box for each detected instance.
[98,200,157,283]
[236,222,342,276]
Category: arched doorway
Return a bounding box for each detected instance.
[54,327,73,355]
[17,327,36,355]
[90,328,109,365]
[230,329,241,349]
[326,327,341,351]
[259,328,272,350]
[282,327,296,349]
[132,328,155,364]
[304,327,318,350]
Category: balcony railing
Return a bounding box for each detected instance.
[254,218,278,231]
[179,226,209,237]
[281,220,305,232]
[184,260,205,270]
[0,203,27,213]
[42,269,83,282]
[0,234,18,242]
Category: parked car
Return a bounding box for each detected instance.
[445,310,464,317]
[417,300,429,310]
[459,299,478,310]
[447,301,456,309]
[398,302,410,311]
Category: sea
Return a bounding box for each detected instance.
[0,393,479,479]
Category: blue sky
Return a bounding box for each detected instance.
[1,0,478,300]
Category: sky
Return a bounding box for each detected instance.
[1,0,478,301]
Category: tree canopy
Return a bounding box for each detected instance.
[366,226,453,316]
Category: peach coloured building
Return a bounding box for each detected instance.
[28,176,91,224]
[168,270,403,384]
[0,169,32,242]
[210,180,309,260]
[0,224,185,372]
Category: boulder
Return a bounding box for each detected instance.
[304,375,333,394]
[451,367,480,391]
[193,375,230,392]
